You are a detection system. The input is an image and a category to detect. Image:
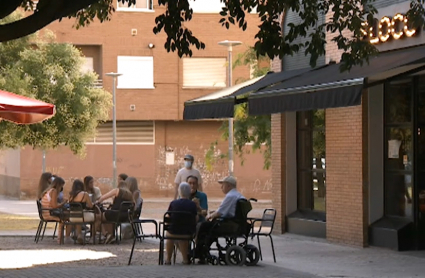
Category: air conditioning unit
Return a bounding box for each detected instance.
[131,29,137,36]
[130,104,136,111]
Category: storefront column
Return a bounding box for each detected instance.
[271,113,286,233]
[325,95,369,246]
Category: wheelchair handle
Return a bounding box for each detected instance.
[249,198,258,202]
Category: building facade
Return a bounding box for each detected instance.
[271,0,425,250]
[1,0,272,200]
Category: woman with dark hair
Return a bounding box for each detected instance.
[118,173,128,182]
[84,176,102,202]
[126,176,142,217]
[68,179,95,244]
[40,176,67,243]
[37,172,52,200]
[96,181,133,244]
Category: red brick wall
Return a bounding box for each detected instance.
[21,120,271,200]
[325,102,368,246]
[42,4,261,121]
[271,113,286,234]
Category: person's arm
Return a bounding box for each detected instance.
[84,192,94,209]
[94,187,102,201]
[97,188,119,203]
[174,170,181,200]
[197,172,203,192]
[200,193,208,217]
[207,196,231,221]
[49,189,66,208]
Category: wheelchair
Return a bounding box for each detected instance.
[196,198,261,266]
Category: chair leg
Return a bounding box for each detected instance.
[41,222,48,241]
[52,222,58,239]
[158,239,163,265]
[269,235,276,263]
[35,221,43,243]
[128,236,137,265]
[257,235,263,261]
[172,244,177,265]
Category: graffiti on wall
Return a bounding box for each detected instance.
[156,145,228,191]
[251,178,273,193]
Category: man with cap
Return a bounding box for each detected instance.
[194,175,244,264]
[174,154,203,200]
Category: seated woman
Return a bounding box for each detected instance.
[165,182,198,265]
[84,175,102,203]
[37,172,52,200]
[40,176,67,244]
[67,179,95,244]
[96,181,133,244]
[126,176,142,217]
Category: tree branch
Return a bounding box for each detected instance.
[0,0,99,42]
[0,0,24,20]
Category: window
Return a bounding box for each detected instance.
[87,121,155,144]
[296,110,326,212]
[384,78,413,218]
[80,57,94,74]
[188,0,224,13]
[183,58,226,88]
[117,0,153,11]
[117,56,154,89]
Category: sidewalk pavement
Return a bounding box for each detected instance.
[1,197,425,277]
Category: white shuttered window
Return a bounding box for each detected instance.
[87,121,155,144]
[117,56,154,89]
[117,0,153,10]
[183,58,226,88]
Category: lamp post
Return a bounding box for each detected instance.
[218,40,242,177]
[105,72,122,188]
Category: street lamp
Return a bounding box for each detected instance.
[218,40,242,177]
[105,72,122,188]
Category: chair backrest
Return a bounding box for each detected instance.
[36,200,43,220]
[133,197,143,219]
[163,211,197,236]
[117,201,134,223]
[68,202,84,221]
[233,198,252,225]
[258,208,276,234]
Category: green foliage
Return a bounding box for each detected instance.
[0,13,112,155]
[1,1,425,70]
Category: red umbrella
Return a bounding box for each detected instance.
[0,90,55,124]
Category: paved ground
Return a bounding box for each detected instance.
[1,197,425,277]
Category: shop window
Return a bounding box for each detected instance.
[296,110,326,212]
[182,58,226,88]
[117,56,154,89]
[384,79,413,219]
[117,0,153,11]
[87,121,155,144]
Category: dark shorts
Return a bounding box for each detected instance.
[104,210,128,222]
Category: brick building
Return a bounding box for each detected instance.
[0,0,272,200]
[184,0,425,251]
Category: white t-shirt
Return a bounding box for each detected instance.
[174,167,203,187]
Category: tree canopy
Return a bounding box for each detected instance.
[1,1,425,69]
[0,13,112,155]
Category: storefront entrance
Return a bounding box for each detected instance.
[384,75,425,250]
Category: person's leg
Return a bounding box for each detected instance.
[178,240,190,264]
[195,221,214,261]
[165,238,174,264]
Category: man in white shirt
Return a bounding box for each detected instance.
[195,176,244,264]
[174,154,203,200]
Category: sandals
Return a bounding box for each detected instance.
[164,261,171,265]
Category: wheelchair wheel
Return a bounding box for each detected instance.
[244,244,260,266]
[225,245,246,266]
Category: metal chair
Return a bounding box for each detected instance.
[249,208,277,263]
[158,211,197,265]
[60,202,96,245]
[35,200,59,243]
[101,201,134,244]
[127,203,159,265]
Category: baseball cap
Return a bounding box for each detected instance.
[218,176,237,187]
[184,154,194,161]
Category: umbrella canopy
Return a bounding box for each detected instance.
[0,90,55,124]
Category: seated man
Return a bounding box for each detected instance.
[187,175,208,223]
[194,176,244,264]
